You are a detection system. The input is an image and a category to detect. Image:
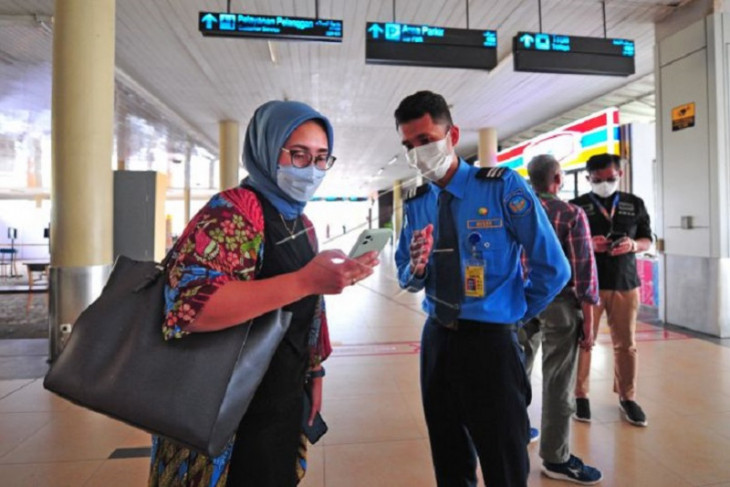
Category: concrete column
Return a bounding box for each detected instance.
[27,136,43,188]
[49,0,115,359]
[656,3,730,337]
[219,120,240,190]
[393,180,403,242]
[184,143,193,224]
[116,109,128,170]
[477,127,498,168]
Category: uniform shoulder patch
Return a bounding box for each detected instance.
[505,190,533,217]
[404,183,429,201]
[475,166,509,180]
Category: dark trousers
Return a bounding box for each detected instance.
[226,334,307,487]
[225,395,302,486]
[421,319,531,487]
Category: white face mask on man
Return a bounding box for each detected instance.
[404,135,453,182]
[590,180,619,198]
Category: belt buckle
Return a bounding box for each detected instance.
[441,320,459,331]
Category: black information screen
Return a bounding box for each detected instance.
[366,22,497,70]
[199,12,342,42]
[513,31,635,76]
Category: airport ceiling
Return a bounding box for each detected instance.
[0,0,693,196]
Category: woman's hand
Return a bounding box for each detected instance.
[299,249,379,295]
[308,376,323,426]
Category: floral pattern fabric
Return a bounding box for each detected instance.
[162,189,265,340]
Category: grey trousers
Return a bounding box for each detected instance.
[519,294,581,464]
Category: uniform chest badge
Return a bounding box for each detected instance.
[478,207,488,216]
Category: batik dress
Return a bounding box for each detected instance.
[148,186,331,487]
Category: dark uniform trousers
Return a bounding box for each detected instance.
[421,318,531,487]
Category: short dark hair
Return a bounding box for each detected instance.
[527,154,561,192]
[394,90,453,129]
[585,153,622,172]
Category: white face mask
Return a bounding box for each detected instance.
[591,180,619,198]
[404,136,453,182]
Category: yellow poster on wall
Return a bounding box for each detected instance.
[671,102,695,131]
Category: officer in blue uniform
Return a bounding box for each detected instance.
[393,91,570,487]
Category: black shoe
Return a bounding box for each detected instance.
[573,398,591,422]
[542,454,603,485]
[620,400,648,427]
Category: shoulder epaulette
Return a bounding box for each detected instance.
[404,183,429,201]
[475,166,509,180]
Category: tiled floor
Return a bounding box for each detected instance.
[2,247,730,486]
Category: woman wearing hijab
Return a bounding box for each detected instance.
[148,100,379,487]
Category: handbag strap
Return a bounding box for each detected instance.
[136,187,267,292]
[133,208,205,292]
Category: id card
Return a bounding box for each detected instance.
[464,261,485,298]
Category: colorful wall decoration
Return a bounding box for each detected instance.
[497,108,621,175]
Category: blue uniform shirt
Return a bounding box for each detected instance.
[395,160,570,325]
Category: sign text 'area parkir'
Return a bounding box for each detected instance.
[366,22,497,70]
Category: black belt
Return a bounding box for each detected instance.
[429,317,516,332]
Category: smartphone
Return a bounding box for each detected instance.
[607,232,627,248]
[348,228,392,258]
[302,388,328,444]
[606,231,627,241]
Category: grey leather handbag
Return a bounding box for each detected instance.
[44,254,291,457]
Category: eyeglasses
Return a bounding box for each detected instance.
[281,148,336,171]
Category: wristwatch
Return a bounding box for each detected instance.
[309,367,326,379]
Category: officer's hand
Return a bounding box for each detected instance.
[410,224,434,278]
[592,235,610,253]
[609,237,634,256]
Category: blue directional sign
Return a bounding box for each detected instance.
[199,12,343,42]
[365,22,498,70]
[513,31,635,76]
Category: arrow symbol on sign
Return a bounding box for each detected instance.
[368,23,384,39]
[519,33,534,48]
[201,13,218,30]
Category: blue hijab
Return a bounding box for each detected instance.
[242,100,334,219]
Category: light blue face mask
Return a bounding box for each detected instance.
[277,164,326,202]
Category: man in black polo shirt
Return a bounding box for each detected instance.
[571,153,653,427]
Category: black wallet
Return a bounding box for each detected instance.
[302,388,328,444]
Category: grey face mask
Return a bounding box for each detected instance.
[277,164,326,202]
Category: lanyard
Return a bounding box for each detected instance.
[588,193,619,224]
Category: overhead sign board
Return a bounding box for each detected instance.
[366,22,497,70]
[199,12,343,42]
[513,31,635,76]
